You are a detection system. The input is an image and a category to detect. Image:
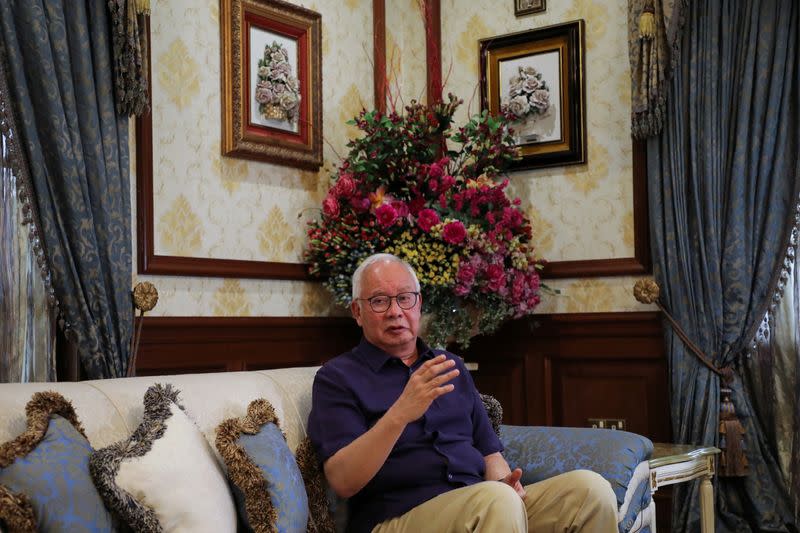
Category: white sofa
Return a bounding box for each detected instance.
[0,368,656,532]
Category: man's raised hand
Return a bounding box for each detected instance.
[388,354,459,425]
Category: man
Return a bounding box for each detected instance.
[308,253,618,532]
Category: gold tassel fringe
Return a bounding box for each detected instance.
[718,386,749,477]
[135,0,150,16]
[639,12,656,40]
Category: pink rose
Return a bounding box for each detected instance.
[375,203,399,227]
[439,174,455,191]
[335,174,357,198]
[441,220,467,245]
[322,195,340,218]
[417,209,440,232]
[428,162,444,178]
[485,263,506,291]
[391,200,409,218]
[457,262,477,285]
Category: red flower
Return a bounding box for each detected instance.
[322,196,340,218]
[442,220,467,244]
[335,173,357,198]
[375,203,399,227]
[440,174,455,191]
[428,162,444,178]
[485,263,506,291]
[391,200,410,218]
[417,209,440,232]
[409,196,426,215]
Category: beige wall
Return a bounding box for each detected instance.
[134,0,655,317]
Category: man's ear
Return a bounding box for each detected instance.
[351,300,363,326]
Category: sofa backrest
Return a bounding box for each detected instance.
[0,367,321,456]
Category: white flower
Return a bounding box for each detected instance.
[529,89,549,112]
[280,92,299,111]
[507,95,530,118]
[522,76,540,93]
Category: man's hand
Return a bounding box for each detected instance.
[500,468,526,499]
[387,354,459,425]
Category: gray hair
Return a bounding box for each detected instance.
[351,253,421,301]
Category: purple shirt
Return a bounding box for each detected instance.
[308,338,503,533]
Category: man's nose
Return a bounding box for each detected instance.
[385,297,404,315]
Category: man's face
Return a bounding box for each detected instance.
[351,260,421,357]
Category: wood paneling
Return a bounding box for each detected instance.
[460,312,670,442]
[136,312,668,440]
[135,317,361,376]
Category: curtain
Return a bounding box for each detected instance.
[0,126,56,382]
[0,1,133,379]
[647,0,799,531]
[743,245,800,526]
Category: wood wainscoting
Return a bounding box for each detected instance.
[136,311,669,439]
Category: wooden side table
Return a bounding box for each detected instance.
[649,443,721,533]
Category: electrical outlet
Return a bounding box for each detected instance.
[588,418,626,430]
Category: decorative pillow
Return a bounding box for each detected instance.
[294,437,336,533]
[0,484,36,533]
[90,384,236,533]
[0,392,115,532]
[216,399,310,533]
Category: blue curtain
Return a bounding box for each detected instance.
[648,0,800,531]
[0,1,132,378]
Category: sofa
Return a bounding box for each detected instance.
[0,367,656,532]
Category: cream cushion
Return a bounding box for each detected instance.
[113,402,236,532]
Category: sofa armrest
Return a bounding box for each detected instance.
[499,425,653,507]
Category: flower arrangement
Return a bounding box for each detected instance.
[255,42,300,124]
[503,65,551,120]
[304,94,545,348]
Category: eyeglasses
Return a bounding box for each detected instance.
[356,292,419,313]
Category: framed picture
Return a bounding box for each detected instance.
[221,0,322,169]
[515,0,546,16]
[480,20,586,170]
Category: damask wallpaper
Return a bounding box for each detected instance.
[133,0,655,317]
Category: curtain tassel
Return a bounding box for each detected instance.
[718,385,748,477]
[134,0,150,15]
[638,0,656,40]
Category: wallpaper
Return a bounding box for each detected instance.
[133,0,655,317]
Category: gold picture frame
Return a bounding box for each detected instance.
[221,0,322,169]
[480,20,586,170]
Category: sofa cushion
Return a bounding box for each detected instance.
[90,383,236,533]
[216,398,308,533]
[0,392,115,532]
[0,484,36,532]
[295,436,336,533]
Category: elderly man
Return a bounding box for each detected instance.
[308,253,617,532]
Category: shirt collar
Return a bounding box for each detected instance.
[355,337,436,372]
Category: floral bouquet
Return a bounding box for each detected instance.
[304,94,545,348]
[255,42,300,124]
[502,65,551,120]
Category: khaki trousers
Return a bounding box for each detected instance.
[372,470,618,533]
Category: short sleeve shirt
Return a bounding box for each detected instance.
[307,338,503,533]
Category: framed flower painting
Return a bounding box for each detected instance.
[480,20,586,170]
[221,0,322,169]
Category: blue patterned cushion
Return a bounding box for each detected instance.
[216,399,309,533]
[500,425,653,533]
[0,393,115,532]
